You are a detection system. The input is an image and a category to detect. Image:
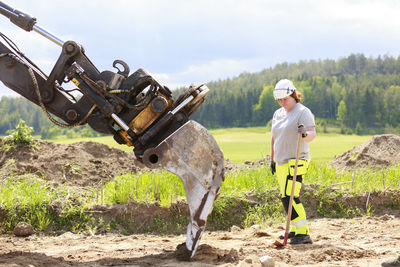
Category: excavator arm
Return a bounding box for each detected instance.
[0,1,224,260]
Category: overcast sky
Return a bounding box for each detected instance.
[0,0,399,97]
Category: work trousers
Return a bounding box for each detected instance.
[276,159,310,235]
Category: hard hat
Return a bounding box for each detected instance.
[273,79,296,100]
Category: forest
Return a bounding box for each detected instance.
[192,53,400,133]
[1,53,400,137]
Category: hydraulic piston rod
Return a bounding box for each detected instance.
[0,1,63,46]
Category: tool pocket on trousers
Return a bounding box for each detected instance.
[288,159,309,176]
[285,179,302,197]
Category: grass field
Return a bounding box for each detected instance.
[49,127,373,163]
[210,127,372,163]
[2,127,398,234]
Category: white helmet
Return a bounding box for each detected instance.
[273,79,296,100]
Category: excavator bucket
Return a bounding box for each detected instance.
[142,120,224,260]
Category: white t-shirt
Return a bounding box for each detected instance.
[271,103,315,165]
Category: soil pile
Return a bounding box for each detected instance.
[0,138,267,189]
[0,140,145,190]
[329,134,400,170]
[224,156,271,171]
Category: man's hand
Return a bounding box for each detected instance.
[298,124,307,138]
[270,161,276,174]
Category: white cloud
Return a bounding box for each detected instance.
[1,0,400,95]
[154,57,265,88]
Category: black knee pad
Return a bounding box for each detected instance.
[281,196,290,212]
[281,196,299,220]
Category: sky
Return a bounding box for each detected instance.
[0,0,400,97]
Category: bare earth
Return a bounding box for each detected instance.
[0,135,400,266]
[0,216,399,267]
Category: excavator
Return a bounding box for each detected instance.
[0,1,224,260]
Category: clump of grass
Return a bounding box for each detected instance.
[61,162,82,174]
[211,167,283,228]
[92,170,185,207]
[0,174,53,231]
[2,120,36,151]
[307,162,400,194]
[308,186,365,218]
[244,201,284,227]
[0,174,96,233]
[220,167,277,195]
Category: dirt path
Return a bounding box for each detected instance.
[1,215,399,267]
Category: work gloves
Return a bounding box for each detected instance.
[270,160,276,174]
[298,124,307,138]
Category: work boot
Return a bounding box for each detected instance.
[289,234,312,244]
[381,256,400,267]
[279,231,295,239]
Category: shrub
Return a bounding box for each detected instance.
[3,120,36,150]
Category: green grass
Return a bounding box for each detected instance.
[211,127,269,163]
[309,133,371,162]
[0,174,99,233]
[1,161,399,234]
[91,170,184,207]
[90,162,400,228]
[1,124,397,234]
[48,127,373,163]
[212,128,372,163]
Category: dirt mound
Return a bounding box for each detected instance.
[224,156,271,172]
[329,134,400,170]
[0,139,145,191]
[0,138,246,191]
[0,137,266,190]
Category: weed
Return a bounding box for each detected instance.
[349,152,360,162]
[4,158,16,166]
[365,204,374,216]
[152,215,170,235]
[61,162,82,174]
[0,174,94,233]
[2,120,36,151]
[244,201,284,228]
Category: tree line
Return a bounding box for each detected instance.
[1,53,400,137]
[0,96,100,138]
[191,54,400,134]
